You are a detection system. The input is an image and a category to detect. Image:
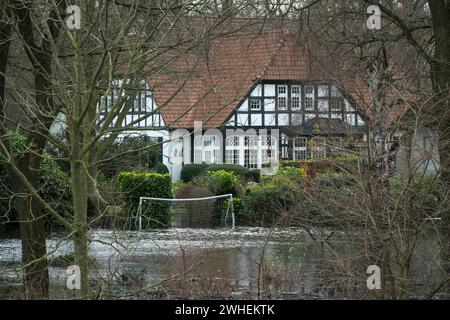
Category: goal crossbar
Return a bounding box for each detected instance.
[137,194,235,230]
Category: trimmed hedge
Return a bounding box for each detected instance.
[117,172,172,228]
[243,169,261,183]
[240,175,306,226]
[181,163,250,182]
[194,170,239,196]
[206,164,249,177]
[180,163,210,182]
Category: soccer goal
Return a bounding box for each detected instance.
[136,194,235,230]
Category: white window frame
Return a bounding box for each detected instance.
[250,98,262,111]
[194,135,220,164]
[293,137,308,161]
[277,85,288,110]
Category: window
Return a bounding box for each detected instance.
[305,97,314,111]
[278,97,287,110]
[291,85,301,110]
[261,136,277,165]
[250,99,261,111]
[311,137,326,159]
[292,96,300,110]
[278,85,288,110]
[281,134,289,159]
[330,100,342,111]
[278,85,287,94]
[293,137,307,160]
[244,136,258,169]
[305,85,315,111]
[225,136,240,165]
[194,135,220,164]
[305,85,314,95]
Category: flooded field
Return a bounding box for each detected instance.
[0,226,441,299]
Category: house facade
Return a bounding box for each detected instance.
[99,20,436,181]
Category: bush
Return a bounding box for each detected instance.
[193,170,239,196]
[314,172,355,188]
[206,164,249,177]
[243,169,261,183]
[39,155,73,231]
[0,153,72,232]
[152,162,169,174]
[240,175,306,226]
[280,155,363,177]
[117,172,172,228]
[180,163,209,182]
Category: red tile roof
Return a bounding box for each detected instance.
[147,17,415,129]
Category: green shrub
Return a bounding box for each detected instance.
[152,162,169,174]
[194,170,239,196]
[0,153,72,232]
[117,172,172,228]
[39,155,73,231]
[243,169,261,183]
[206,164,249,177]
[314,172,355,188]
[180,163,209,182]
[241,175,306,226]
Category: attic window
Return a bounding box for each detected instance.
[250,99,261,110]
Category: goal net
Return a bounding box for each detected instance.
[136,194,235,230]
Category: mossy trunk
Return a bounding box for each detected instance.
[71,150,89,299]
[14,160,49,299]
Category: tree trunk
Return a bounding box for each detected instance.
[428,0,450,297]
[8,155,49,299]
[71,159,89,299]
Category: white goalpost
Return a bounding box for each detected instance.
[136,194,235,230]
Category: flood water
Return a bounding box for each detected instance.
[0,226,442,299]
